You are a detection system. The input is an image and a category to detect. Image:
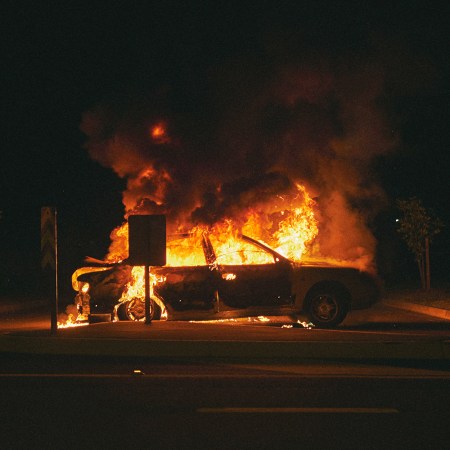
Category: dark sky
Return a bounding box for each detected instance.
[1,1,449,294]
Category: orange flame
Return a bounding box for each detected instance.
[273,184,318,261]
[109,183,319,308]
[150,122,170,143]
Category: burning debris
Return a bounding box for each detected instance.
[57,303,89,328]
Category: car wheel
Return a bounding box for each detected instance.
[305,284,349,328]
[125,298,162,321]
[126,298,145,321]
[116,301,129,320]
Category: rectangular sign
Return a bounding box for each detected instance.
[128,214,166,266]
[41,206,56,270]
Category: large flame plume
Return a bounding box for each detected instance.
[80,58,396,278]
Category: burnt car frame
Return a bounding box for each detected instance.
[72,233,380,327]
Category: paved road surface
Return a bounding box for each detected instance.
[2,299,450,449]
[1,354,449,449]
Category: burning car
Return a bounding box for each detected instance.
[72,231,380,328]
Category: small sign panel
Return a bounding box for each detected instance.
[41,206,56,270]
[128,215,166,266]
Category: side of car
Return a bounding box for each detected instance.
[73,233,380,327]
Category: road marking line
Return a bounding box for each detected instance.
[197,407,399,414]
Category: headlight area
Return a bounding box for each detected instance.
[73,282,91,322]
[56,280,92,328]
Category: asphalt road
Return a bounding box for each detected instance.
[1,301,450,449]
[1,354,450,449]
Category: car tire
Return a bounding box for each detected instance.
[121,298,162,321]
[305,283,349,328]
[116,301,130,321]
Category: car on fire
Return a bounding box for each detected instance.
[72,232,381,328]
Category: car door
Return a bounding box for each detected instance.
[212,236,293,309]
[152,234,218,311]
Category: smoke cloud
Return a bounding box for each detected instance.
[80,42,398,273]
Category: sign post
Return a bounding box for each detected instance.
[128,215,166,325]
[41,206,58,334]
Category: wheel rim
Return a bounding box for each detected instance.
[311,294,338,322]
[126,298,146,321]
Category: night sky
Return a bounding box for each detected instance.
[2,1,449,297]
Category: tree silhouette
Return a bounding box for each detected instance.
[396,197,443,290]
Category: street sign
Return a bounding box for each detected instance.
[128,214,166,325]
[128,214,166,266]
[41,207,56,270]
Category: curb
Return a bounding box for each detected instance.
[383,299,450,321]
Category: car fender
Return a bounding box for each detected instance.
[291,265,380,312]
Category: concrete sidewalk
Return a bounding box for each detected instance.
[1,319,450,361]
[1,296,450,361]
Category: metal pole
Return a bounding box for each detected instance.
[425,237,430,291]
[41,206,58,334]
[51,208,58,334]
[145,264,152,324]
